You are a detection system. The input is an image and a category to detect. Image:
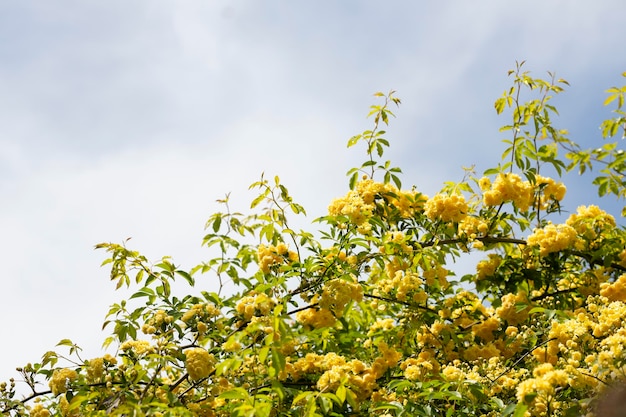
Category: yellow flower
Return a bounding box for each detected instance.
[566,205,616,249]
[472,316,501,342]
[29,403,51,417]
[478,176,491,191]
[235,293,275,320]
[476,254,502,280]
[120,340,153,356]
[599,274,626,302]
[318,276,363,317]
[495,292,529,325]
[483,173,533,211]
[296,307,337,329]
[535,175,566,207]
[49,368,78,396]
[527,222,578,256]
[257,243,298,273]
[185,348,216,380]
[86,357,105,382]
[59,394,80,417]
[424,193,468,222]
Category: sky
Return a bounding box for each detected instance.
[1,1,625,386]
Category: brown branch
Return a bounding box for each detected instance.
[287,303,319,316]
[363,293,437,314]
[489,337,557,385]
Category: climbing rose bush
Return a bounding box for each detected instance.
[2,63,626,417]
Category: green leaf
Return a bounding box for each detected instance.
[495,97,506,114]
[56,339,74,347]
[349,172,358,190]
[335,384,346,403]
[175,270,195,286]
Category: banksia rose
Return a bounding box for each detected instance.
[185,348,215,381]
[49,368,78,396]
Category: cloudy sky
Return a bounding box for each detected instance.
[1,1,625,384]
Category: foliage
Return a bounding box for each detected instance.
[2,63,626,417]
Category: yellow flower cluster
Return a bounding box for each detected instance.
[535,175,567,209]
[458,216,489,241]
[354,179,427,218]
[235,292,275,320]
[85,354,116,383]
[423,264,450,288]
[181,302,221,335]
[185,348,216,381]
[29,403,50,417]
[463,343,502,361]
[424,193,468,223]
[318,276,363,317]
[521,295,626,410]
[328,179,427,233]
[476,254,502,280]
[471,317,501,342]
[556,268,608,298]
[401,350,440,381]
[323,247,357,267]
[59,395,79,417]
[482,173,534,211]
[367,318,396,336]
[381,231,413,255]
[373,270,426,303]
[186,397,226,417]
[440,357,527,396]
[49,368,78,396]
[600,274,626,302]
[566,205,616,248]
[479,173,565,214]
[182,302,221,322]
[296,306,337,329]
[495,292,530,325]
[120,340,153,356]
[142,309,175,334]
[516,363,570,415]
[527,222,579,256]
[287,343,401,400]
[257,243,298,274]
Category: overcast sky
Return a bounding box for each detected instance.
[1,1,625,384]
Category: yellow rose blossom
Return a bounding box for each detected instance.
[527,222,579,256]
[458,215,489,239]
[599,274,626,302]
[478,176,491,191]
[49,368,78,396]
[86,357,105,382]
[472,316,501,342]
[235,292,275,320]
[400,350,440,381]
[59,394,80,417]
[495,292,529,325]
[482,173,533,211]
[476,254,502,280]
[566,205,616,240]
[29,403,50,417]
[296,307,337,329]
[328,179,427,233]
[535,175,566,208]
[318,276,363,317]
[185,348,216,381]
[257,243,298,273]
[120,340,153,356]
[424,193,468,222]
